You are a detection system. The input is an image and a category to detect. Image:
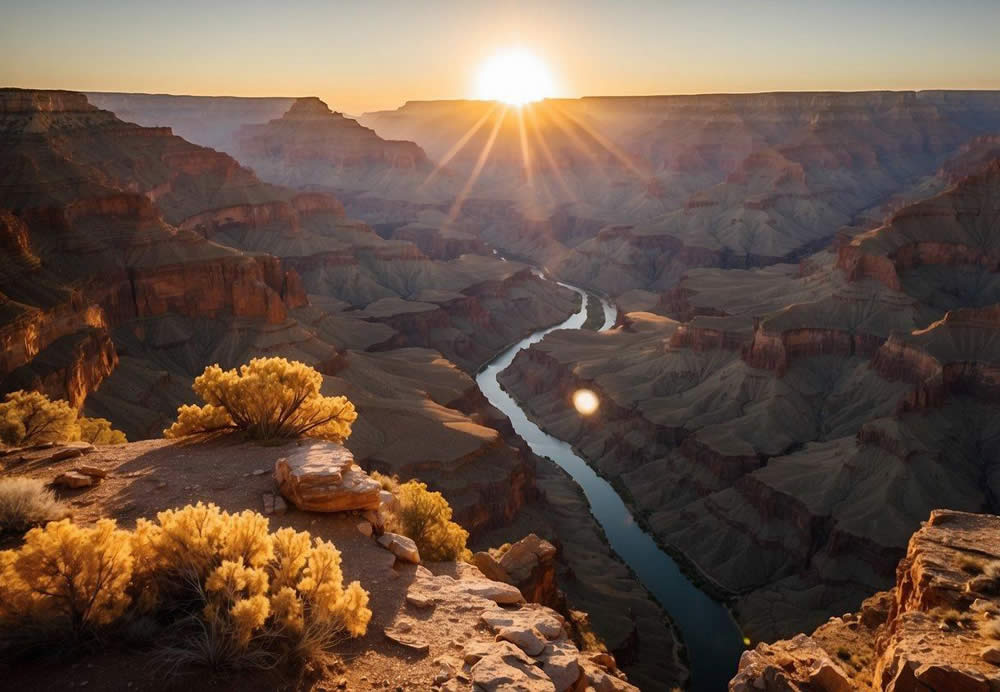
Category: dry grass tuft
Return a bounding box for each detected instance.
[0,477,69,535]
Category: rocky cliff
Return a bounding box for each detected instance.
[731,510,1000,691]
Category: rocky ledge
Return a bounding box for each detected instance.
[730,509,1000,691]
[392,563,638,691]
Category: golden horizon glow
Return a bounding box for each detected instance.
[573,389,600,416]
[475,49,555,106]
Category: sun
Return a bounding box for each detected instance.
[475,48,554,106]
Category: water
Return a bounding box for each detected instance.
[476,279,744,691]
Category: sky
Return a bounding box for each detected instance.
[2,0,1000,115]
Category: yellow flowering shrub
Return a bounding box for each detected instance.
[376,475,471,562]
[0,390,126,446]
[77,416,127,445]
[0,503,371,668]
[0,519,134,634]
[0,390,79,446]
[163,358,357,442]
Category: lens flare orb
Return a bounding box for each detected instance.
[572,388,600,415]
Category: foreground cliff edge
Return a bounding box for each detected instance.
[0,437,641,692]
[730,509,1000,691]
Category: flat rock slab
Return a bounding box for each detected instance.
[471,650,556,692]
[377,532,420,563]
[481,604,566,640]
[53,471,95,488]
[273,441,380,512]
[45,442,96,463]
[384,622,430,654]
[406,572,524,611]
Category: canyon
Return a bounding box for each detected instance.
[7,86,1000,690]
[0,89,681,689]
[498,141,1000,652]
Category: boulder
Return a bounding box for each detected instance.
[474,551,513,583]
[495,625,546,656]
[273,441,380,512]
[378,532,420,563]
[379,489,400,513]
[578,659,640,692]
[53,471,95,488]
[982,646,1000,666]
[471,650,556,692]
[481,604,566,640]
[538,640,581,691]
[75,464,108,479]
[497,534,559,605]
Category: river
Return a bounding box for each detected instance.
[476,277,745,691]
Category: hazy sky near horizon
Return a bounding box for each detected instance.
[2,0,1000,114]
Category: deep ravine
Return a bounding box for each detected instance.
[476,274,745,692]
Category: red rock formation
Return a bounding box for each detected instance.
[838,160,1000,290]
[731,510,1000,692]
[872,304,1000,410]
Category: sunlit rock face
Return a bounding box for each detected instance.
[729,510,1000,691]
[499,145,1000,643]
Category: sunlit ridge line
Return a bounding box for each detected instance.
[421,104,498,190]
[444,105,509,228]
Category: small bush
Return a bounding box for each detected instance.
[164,358,357,442]
[0,391,126,447]
[0,503,370,669]
[382,478,470,562]
[981,619,1000,641]
[0,519,134,640]
[0,391,79,446]
[77,417,127,445]
[0,477,69,535]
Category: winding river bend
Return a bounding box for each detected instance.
[476,277,745,691]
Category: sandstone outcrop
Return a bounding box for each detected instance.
[475,533,561,607]
[729,510,1000,691]
[273,441,381,512]
[391,565,637,692]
